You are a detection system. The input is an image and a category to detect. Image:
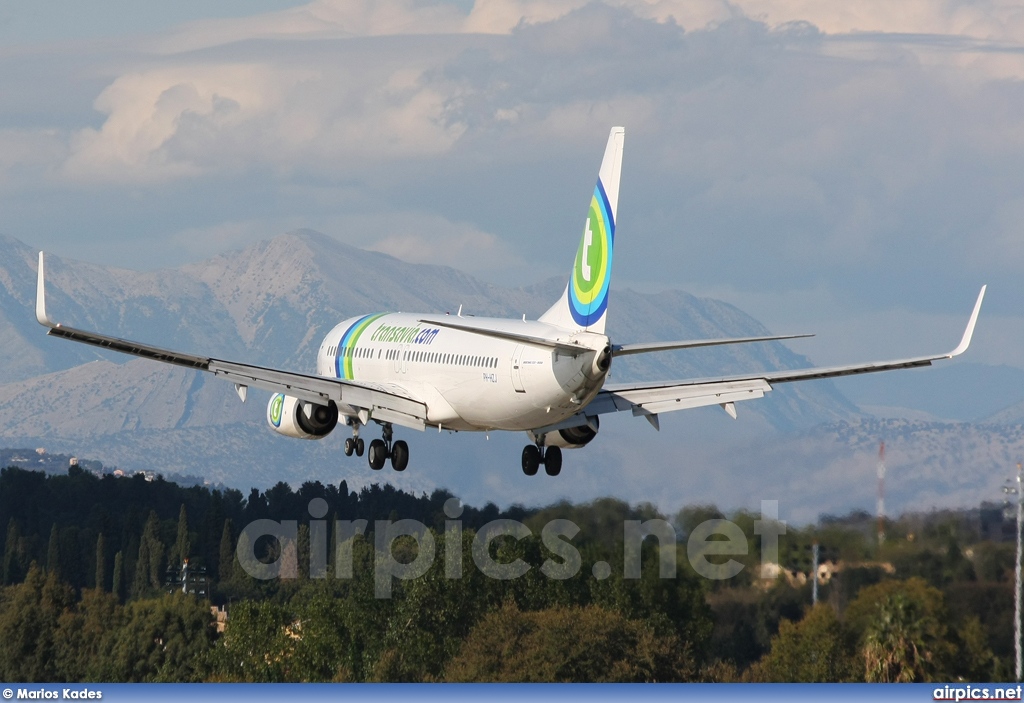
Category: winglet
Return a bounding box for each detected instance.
[36,252,55,328]
[948,285,986,358]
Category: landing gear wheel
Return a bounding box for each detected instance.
[344,438,355,456]
[544,446,562,476]
[522,445,540,476]
[368,439,387,470]
[355,437,365,457]
[391,440,409,472]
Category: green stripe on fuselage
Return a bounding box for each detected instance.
[341,312,387,379]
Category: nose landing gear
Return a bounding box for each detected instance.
[521,442,562,476]
[343,436,365,457]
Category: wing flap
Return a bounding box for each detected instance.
[588,378,770,417]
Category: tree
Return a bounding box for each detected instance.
[171,504,190,569]
[747,605,857,682]
[112,551,125,603]
[46,524,60,578]
[218,519,234,582]
[133,510,164,598]
[3,518,21,584]
[846,578,954,682]
[444,601,692,682]
[369,529,495,682]
[132,532,152,599]
[144,511,165,590]
[211,600,292,682]
[95,534,106,592]
[0,564,73,682]
[105,594,215,682]
[0,564,51,680]
[54,588,122,681]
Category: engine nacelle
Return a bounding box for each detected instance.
[267,393,338,440]
[530,417,600,449]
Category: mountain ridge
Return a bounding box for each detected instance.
[0,229,940,513]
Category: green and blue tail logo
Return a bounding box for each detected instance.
[539,126,623,334]
[569,181,614,327]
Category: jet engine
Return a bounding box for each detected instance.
[267,393,338,440]
[530,417,599,449]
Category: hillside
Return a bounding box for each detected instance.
[3,232,1013,517]
[0,232,859,504]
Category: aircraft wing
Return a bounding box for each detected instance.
[34,253,428,431]
[558,286,986,430]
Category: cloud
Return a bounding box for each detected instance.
[58,54,468,184]
[2,0,1024,372]
[363,213,526,275]
[0,129,66,185]
[154,0,470,52]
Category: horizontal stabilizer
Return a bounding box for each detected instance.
[611,333,813,357]
[417,318,591,355]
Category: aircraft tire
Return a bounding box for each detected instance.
[391,440,409,472]
[368,439,387,470]
[355,438,365,457]
[344,438,354,456]
[544,446,562,476]
[522,445,540,476]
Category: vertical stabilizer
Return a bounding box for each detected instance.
[539,126,624,334]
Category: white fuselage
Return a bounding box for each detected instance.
[315,313,609,432]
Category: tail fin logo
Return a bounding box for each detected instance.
[569,180,614,327]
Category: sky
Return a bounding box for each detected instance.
[2,0,1024,372]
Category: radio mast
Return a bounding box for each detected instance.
[877,441,886,545]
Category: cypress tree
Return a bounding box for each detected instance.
[2,518,20,584]
[46,524,60,579]
[218,519,234,582]
[132,534,151,598]
[94,533,106,591]
[112,551,124,602]
[137,509,164,589]
[141,510,164,589]
[132,511,163,597]
[172,504,190,568]
[297,524,309,581]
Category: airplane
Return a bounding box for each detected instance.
[34,126,986,477]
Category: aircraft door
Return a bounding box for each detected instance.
[511,345,526,393]
[401,344,410,374]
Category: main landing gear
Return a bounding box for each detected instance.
[367,423,409,472]
[344,422,408,471]
[522,443,562,477]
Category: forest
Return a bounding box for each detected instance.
[0,463,1016,682]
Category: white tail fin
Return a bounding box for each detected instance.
[539,126,624,334]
